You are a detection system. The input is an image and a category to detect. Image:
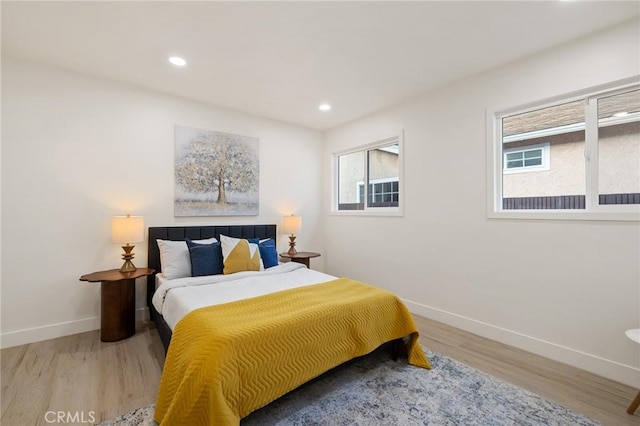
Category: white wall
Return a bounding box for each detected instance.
[1,56,324,347]
[323,20,640,387]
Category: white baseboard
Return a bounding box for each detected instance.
[403,298,640,389]
[0,307,150,349]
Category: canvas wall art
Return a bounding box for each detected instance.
[174,126,259,216]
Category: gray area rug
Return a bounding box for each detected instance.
[99,348,599,425]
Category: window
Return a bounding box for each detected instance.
[503,143,550,173]
[334,135,402,215]
[357,178,399,206]
[488,78,639,220]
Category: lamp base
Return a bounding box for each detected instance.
[287,235,298,255]
[119,244,137,273]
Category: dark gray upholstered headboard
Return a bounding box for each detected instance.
[146,224,277,309]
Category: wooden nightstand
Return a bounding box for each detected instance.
[279,252,321,269]
[80,268,154,342]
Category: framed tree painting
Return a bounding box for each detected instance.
[174,126,259,216]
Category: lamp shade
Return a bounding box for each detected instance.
[282,215,302,235]
[112,215,144,244]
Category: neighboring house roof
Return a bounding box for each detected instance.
[503,90,639,137]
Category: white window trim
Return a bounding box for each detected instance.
[503,142,550,174]
[486,76,640,221]
[331,132,404,217]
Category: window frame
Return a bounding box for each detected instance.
[486,76,640,221]
[332,133,404,216]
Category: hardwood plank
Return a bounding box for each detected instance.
[415,315,640,426]
[97,339,123,421]
[0,323,164,424]
[48,341,100,426]
[1,339,59,425]
[0,344,28,415]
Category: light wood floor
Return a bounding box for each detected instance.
[1,322,166,426]
[1,316,638,425]
[413,316,640,426]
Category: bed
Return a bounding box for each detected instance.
[147,224,430,425]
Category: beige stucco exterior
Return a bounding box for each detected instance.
[598,123,640,194]
[503,121,639,198]
[338,151,364,204]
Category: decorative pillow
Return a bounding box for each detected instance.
[248,238,279,269]
[157,237,217,280]
[220,235,261,274]
[186,238,224,277]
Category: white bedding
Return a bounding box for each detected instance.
[152,262,337,330]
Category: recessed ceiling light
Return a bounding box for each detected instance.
[169,56,187,67]
[318,103,331,111]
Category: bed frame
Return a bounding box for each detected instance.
[146,224,277,352]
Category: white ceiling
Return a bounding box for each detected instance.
[2,1,638,130]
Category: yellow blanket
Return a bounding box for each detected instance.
[154,278,430,425]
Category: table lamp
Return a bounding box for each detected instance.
[282,215,302,255]
[112,214,144,272]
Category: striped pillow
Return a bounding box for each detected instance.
[220,235,261,274]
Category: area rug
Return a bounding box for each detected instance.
[99,348,599,425]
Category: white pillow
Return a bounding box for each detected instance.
[157,238,217,280]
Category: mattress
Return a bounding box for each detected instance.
[152,262,337,330]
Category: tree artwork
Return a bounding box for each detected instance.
[174,126,259,216]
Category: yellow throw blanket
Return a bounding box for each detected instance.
[154,278,430,426]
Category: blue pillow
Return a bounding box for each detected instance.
[186,238,224,277]
[248,238,279,269]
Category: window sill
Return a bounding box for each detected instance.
[487,209,640,222]
[330,209,403,217]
